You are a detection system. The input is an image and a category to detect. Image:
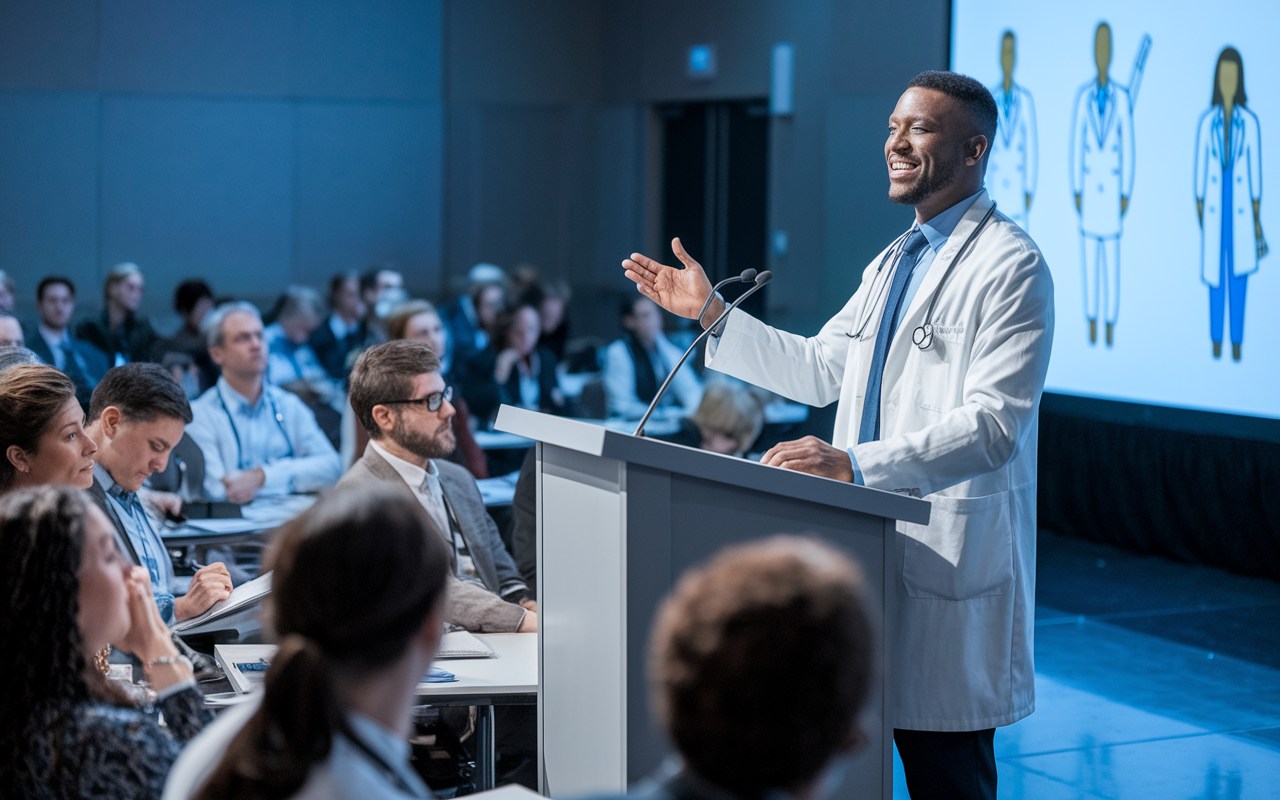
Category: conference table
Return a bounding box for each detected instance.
[417,633,539,791]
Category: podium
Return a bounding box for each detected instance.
[495,406,930,800]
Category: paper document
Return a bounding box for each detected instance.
[215,644,277,694]
[437,629,496,659]
[172,571,272,632]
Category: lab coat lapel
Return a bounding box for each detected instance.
[894,191,994,349]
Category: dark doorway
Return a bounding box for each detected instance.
[657,100,769,319]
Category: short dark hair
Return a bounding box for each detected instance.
[651,536,874,796]
[36,277,75,302]
[619,293,648,320]
[173,280,213,315]
[349,340,441,438]
[87,363,192,425]
[328,271,359,304]
[908,70,998,142]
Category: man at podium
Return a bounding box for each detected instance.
[624,71,1053,800]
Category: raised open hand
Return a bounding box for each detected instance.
[622,238,718,323]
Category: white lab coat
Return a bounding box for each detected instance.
[987,83,1038,228]
[1070,81,1135,238]
[705,192,1054,730]
[1195,105,1263,285]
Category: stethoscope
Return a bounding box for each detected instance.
[848,201,997,351]
[217,385,295,471]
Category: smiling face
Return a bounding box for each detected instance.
[10,397,98,489]
[885,87,987,222]
[77,504,133,654]
[93,410,186,493]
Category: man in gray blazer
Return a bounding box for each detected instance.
[342,339,537,634]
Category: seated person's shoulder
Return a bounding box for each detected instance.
[433,457,476,485]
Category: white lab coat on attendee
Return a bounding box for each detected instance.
[705,191,1054,731]
[1194,105,1264,285]
[1070,81,1135,238]
[987,82,1038,229]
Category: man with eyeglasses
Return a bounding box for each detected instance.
[342,339,537,633]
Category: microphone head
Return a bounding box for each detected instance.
[754,270,774,286]
[739,268,758,283]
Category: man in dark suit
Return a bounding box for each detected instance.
[26,276,109,409]
[341,339,537,634]
[309,271,366,380]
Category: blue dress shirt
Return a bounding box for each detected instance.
[186,377,342,500]
[95,463,177,623]
[849,190,984,485]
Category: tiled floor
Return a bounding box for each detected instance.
[892,531,1280,799]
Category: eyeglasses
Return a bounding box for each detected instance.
[378,386,453,412]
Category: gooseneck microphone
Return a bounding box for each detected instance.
[634,270,774,437]
[695,269,758,326]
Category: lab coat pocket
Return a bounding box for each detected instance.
[900,492,1013,600]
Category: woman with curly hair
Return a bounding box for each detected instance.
[0,364,98,492]
[0,485,211,799]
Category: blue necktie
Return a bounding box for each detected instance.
[858,229,930,445]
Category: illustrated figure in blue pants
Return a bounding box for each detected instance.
[1194,46,1267,362]
[1069,22,1151,347]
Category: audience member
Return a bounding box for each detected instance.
[603,296,703,420]
[519,278,572,361]
[0,269,14,312]
[386,299,488,479]
[359,266,407,346]
[0,485,211,800]
[343,340,536,633]
[187,302,341,502]
[660,383,765,457]
[154,280,218,395]
[27,276,109,408]
[0,345,38,372]
[604,536,874,800]
[309,271,366,380]
[165,483,450,800]
[459,302,565,427]
[77,262,158,365]
[0,311,24,347]
[264,286,345,410]
[443,263,507,367]
[0,364,97,492]
[85,364,232,623]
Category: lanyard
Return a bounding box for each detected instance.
[343,726,422,796]
[216,385,295,471]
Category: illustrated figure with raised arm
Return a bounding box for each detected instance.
[988,30,1037,230]
[1069,22,1151,347]
[1195,46,1267,362]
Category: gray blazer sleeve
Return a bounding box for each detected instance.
[511,448,537,597]
[338,453,526,633]
[436,460,527,595]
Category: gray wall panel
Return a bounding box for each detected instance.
[294,101,444,292]
[99,0,294,96]
[294,0,443,101]
[0,92,100,313]
[100,96,295,306]
[0,1,100,91]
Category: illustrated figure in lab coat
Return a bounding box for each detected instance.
[1194,46,1267,362]
[988,30,1037,230]
[1069,22,1151,347]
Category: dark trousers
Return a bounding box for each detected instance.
[894,728,996,800]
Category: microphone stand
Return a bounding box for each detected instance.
[634,271,773,437]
